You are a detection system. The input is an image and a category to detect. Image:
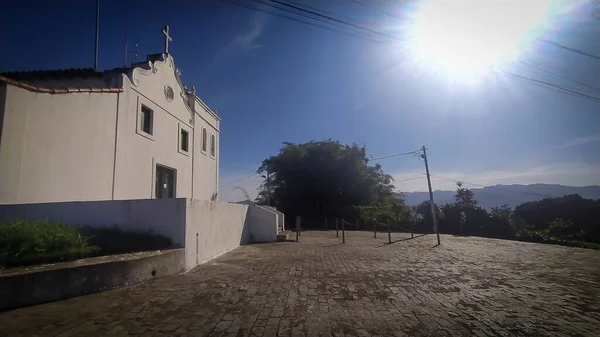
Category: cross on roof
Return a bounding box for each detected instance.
[162,25,172,54]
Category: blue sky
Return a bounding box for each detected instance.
[2,0,599,202]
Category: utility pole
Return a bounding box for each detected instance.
[421,146,440,245]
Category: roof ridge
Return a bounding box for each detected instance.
[0,75,123,94]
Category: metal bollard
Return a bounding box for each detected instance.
[295,216,300,242]
[373,221,377,238]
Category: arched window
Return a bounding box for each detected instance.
[210,134,216,157]
[201,128,207,152]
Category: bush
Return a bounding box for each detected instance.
[516,229,600,250]
[0,219,100,269]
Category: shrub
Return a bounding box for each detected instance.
[0,219,100,269]
[516,229,600,250]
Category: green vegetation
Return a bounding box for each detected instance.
[257,140,600,250]
[0,220,173,269]
[412,184,600,249]
[0,219,99,269]
[256,140,401,222]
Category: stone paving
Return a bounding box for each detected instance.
[1,231,600,337]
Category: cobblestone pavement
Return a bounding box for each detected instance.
[1,231,600,337]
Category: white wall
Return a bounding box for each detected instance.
[184,199,249,269]
[247,205,279,243]
[264,206,285,231]
[0,54,221,205]
[0,198,187,246]
[0,198,281,271]
[113,57,194,200]
[0,85,118,204]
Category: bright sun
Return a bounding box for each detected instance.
[407,0,556,81]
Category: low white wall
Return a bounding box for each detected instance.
[0,199,187,247]
[247,205,279,243]
[185,199,250,269]
[0,198,281,271]
[265,206,285,231]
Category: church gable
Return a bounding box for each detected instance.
[126,53,194,127]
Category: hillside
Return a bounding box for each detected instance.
[400,184,600,209]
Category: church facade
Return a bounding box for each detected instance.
[0,34,220,204]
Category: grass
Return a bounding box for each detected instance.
[0,219,173,269]
[0,219,99,269]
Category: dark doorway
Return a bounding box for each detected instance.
[155,165,176,198]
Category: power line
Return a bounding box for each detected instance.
[343,0,405,21]
[396,176,424,183]
[219,173,260,188]
[518,60,600,92]
[368,150,420,162]
[264,0,398,41]
[538,38,600,61]
[221,0,385,44]
[502,70,600,102]
[223,0,599,103]
[249,0,387,42]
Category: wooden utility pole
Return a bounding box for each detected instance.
[421,146,440,245]
[342,219,345,243]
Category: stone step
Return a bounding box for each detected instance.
[277,233,289,242]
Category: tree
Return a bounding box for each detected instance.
[256,140,396,225]
[483,204,515,239]
[414,200,441,233]
[454,181,477,209]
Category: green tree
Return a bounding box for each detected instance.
[256,140,396,225]
[454,181,477,209]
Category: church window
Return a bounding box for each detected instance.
[140,105,154,135]
[180,128,189,153]
[202,128,207,152]
[210,134,216,157]
[164,85,174,102]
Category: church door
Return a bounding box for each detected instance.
[155,165,176,198]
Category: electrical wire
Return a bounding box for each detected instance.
[343,0,406,21]
[502,70,600,102]
[220,0,385,44]
[222,0,599,103]
[518,60,600,92]
[368,150,420,162]
[538,38,600,61]
[219,173,260,188]
[249,0,387,42]
[265,0,398,41]
[396,176,424,183]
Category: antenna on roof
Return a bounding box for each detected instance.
[94,0,100,70]
[124,17,129,67]
[133,41,139,63]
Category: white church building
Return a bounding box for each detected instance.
[0,27,220,204]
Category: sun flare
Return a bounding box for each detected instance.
[407,0,556,81]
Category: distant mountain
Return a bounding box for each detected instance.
[400,184,600,209]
